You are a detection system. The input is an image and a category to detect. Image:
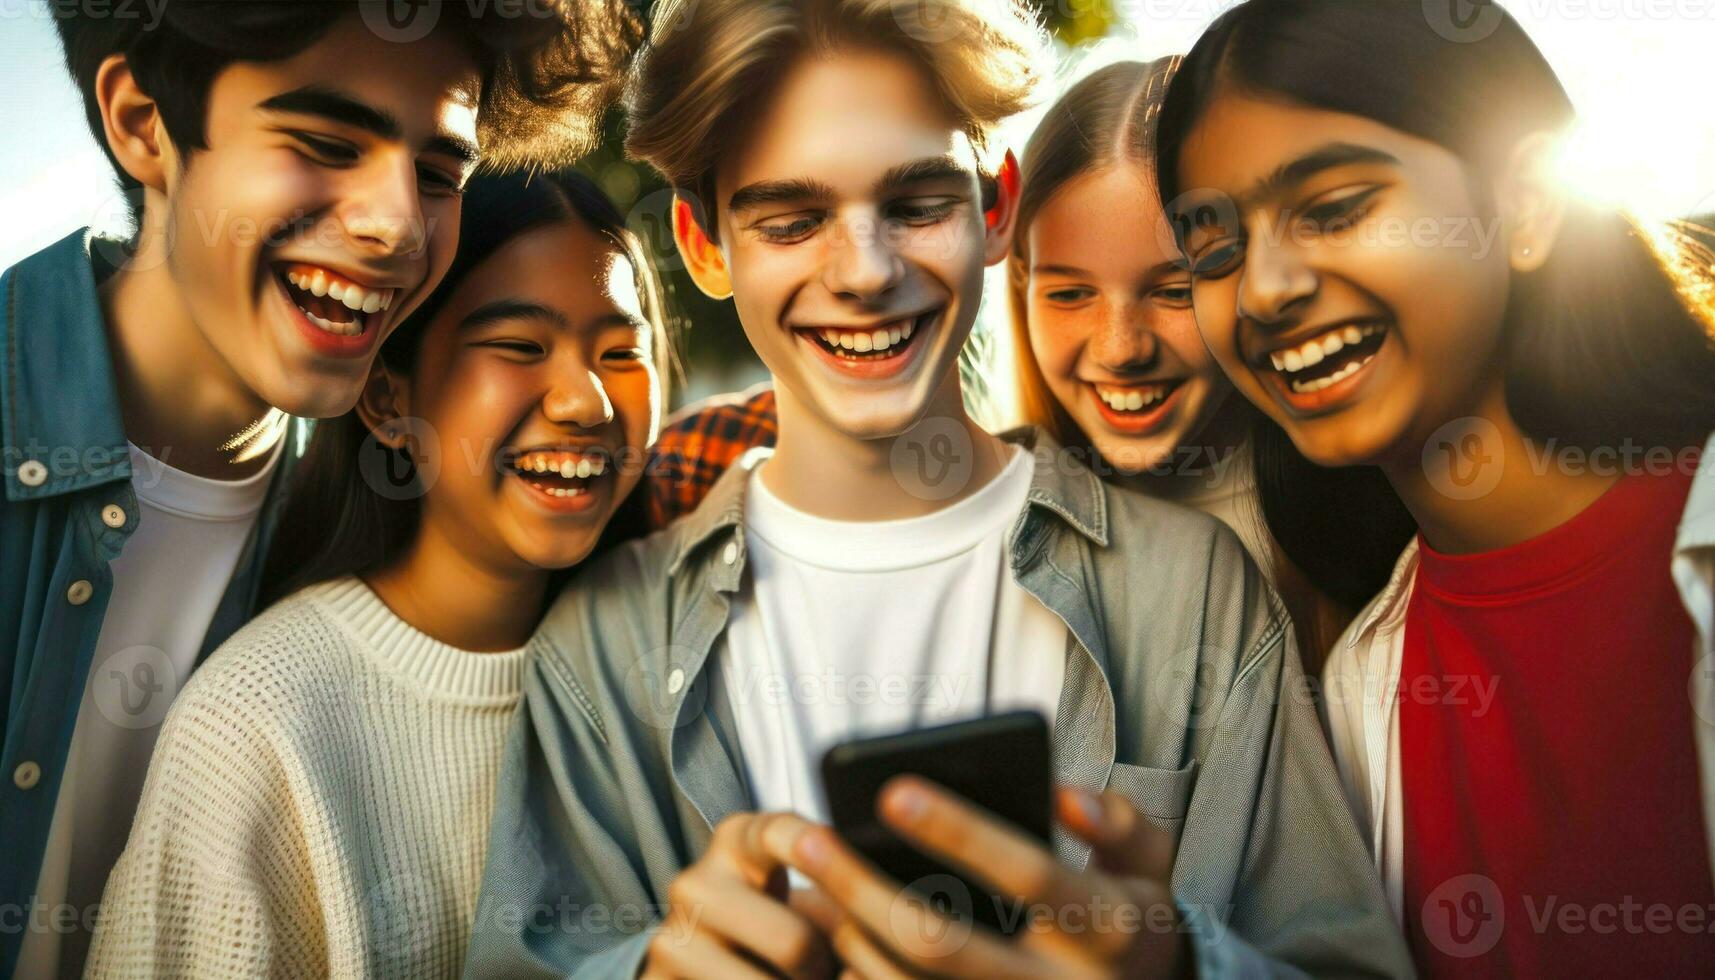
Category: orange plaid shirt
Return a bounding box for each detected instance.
[644,384,778,530]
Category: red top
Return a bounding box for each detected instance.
[1400,462,1713,977]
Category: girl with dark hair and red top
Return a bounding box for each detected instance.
[1154,0,1715,975]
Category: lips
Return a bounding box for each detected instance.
[795,307,941,379]
[274,262,399,339]
[1254,318,1392,412]
[1089,379,1186,434]
[502,446,611,513]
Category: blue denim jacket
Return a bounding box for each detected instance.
[465,429,1412,979]
[0,230,304,979]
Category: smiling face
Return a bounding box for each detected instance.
[164,14,480,419]
[706,47,999,440]
[398,220,659,575]
[1174,91,1514,468]
[1025,163,1234,474]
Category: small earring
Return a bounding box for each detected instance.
[1521,246,1533,258]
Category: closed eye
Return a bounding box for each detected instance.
[1299,186,1381,235]
[480,339,545,356]
[1043,286,1096,305]
[756,214,823,244]
[288,131,359,166]
[1189,240,1243,280]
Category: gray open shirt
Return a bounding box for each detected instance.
[463,428,1412,978]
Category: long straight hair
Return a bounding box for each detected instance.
[1005,57,1182,447]
[1154,0,1715,607]
[260,170,670,608]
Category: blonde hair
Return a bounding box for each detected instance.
[624,0,1050,230]
[1004,57,1180,439]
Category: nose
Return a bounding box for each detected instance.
[1088,299,1158,373]
[542,364,614,430]
[1236,236,1317,327]
[822,212,903,301]
[340,153,429,258]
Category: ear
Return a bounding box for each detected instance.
[673,196,733,300]
[93,53,176,193]
[1495,131,1567,274]
[353,364,413,452]
[983,149,1023,266]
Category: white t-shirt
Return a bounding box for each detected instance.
[17,441,280,979]
[718,445,1067,822]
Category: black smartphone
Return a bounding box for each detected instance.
[819,710,1052,936]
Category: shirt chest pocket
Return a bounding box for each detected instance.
[1105,760,1198,841]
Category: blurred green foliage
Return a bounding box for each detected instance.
[574,0,1119,404]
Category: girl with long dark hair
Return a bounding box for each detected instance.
[88,170,668,976]
[1155,0,1715,974]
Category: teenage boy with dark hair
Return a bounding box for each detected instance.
[465,1,1409,977]
[0,3,638,976]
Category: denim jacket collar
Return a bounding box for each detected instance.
[1,228,131,502]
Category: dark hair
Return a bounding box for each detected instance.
[1154,0,1715,606]
[260,168,668,607]
[52,0,643,200]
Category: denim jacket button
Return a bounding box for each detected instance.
[722,542,738,566]
[13,761,40,790]
[67,580,94,605]
[667,668,686,695]
[17,459,47,487]
[101,504,127,528]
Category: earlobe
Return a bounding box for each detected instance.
[94,54,172,193]
[1498,131,1567,273]
[672,195,734,300]
[354,368,411,451]
[983,149,1023,266]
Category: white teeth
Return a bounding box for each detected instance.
[299,305,361,336]
[814,316,924,357]
[328,281,346,302]
[515,452,608,482]
[310,271,328,297]
[1271,322,1386,376]
[539,486,587,498]
[362,292,382,314]
[1289,355,1375,394]
[1097,386,1168,412]
[558,459,576,478]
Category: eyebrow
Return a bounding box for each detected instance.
[459,302,651,335]
[1033,260,1184,280]
[258,85,481,164]
[875,156,972,194]
[1237,142,1400,210]
[458,299,568,333]
[728,178,838,214]
[726,155,975,215]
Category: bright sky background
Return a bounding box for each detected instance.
[3,0,1712,273]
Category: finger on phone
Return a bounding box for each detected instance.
[1056,786,1175,882]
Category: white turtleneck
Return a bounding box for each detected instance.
[85,576,531,979]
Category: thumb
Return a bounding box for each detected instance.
[1057,787,1175,882]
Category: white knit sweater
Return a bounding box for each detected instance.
[85,577,531,979]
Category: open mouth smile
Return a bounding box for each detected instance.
[1090,380,1186,434]
[795,308,940,379]
[502,447,611,513]
[271,262,400,354]
[1258,319,1390,411]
